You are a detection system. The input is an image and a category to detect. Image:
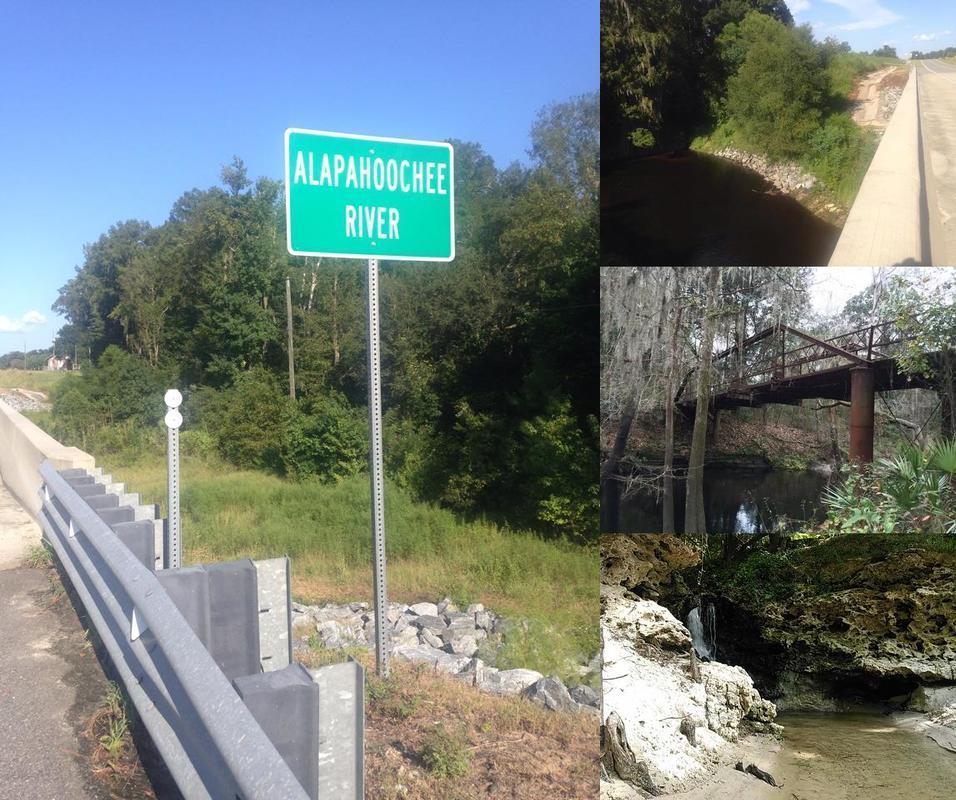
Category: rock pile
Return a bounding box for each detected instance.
[714,148,817,195]
[292,597,599,714]
[0,389,47,412]
[879,86,903,121]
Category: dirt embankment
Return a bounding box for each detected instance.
[851,66,909,129]
[604,410,836,473]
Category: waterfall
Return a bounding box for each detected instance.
[687,602,717,661]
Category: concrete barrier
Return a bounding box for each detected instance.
[829,67,923,266]
[0,398,94,517]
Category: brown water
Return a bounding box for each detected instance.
[601,153,841,266]
[669,711,956,799]
[771,712,956,800]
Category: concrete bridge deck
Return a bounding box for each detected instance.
[830,59,956,266]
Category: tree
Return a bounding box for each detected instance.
[720,14,830,158]
[685,267,721,535]
[663,268,683,533]
[871,45,897,59]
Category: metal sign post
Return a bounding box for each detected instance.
[284,128,455,676]
[365,259,389,676]
[164,389,183,570]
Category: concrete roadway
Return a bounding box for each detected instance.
[917,59,956,265]
[0,484,107,799]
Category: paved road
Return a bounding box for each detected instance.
[0,484,106,799]
[917,59,956,265]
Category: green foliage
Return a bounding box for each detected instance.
[804,113,877,205]
[601,0,794,154]
[195,368,366,482]
[97,451,598,681]
[720,14,829,158]
[23,542,53,569]
[822,442,956,535]
[51,97,598,541]
[727,550,798,604]
[47,346,173,449]
[420,724,472,778]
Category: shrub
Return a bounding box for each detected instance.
[822,440,956,534]
[420,724,471,778]
[48,346,175,449]
[720,13,829,158]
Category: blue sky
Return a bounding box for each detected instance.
[788,0,956,55]
[0,1,597,354]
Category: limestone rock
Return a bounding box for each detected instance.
[420,628,444,649]
[443,632,479,657]
[408,601,439,617]
[410,614,447,634]
[601,535,699,602]
[482,668,544,695]
[699,662,775,741]
[602,585,691,651]
[523,676,575,712]
[571,684,601,708]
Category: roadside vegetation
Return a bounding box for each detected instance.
[40,92,597,544]
[603,0,902,205]
[0,367,70,393]
[32,434,598,683]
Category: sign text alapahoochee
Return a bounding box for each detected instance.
[285,129,455,261]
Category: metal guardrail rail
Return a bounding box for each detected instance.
[38,460,312,800]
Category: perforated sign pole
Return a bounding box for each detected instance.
[164,389,183,569]
[366,259,390,676]
[285,129,455,677]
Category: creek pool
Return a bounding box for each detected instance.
[613,466,831,534]
[769,711,956,800]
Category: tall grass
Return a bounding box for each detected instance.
[0,368,72,393]
[102,452,598,681]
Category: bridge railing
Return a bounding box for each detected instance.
[37,460,317,800]
[709,321,915,395]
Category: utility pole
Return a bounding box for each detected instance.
[286,276,296,400]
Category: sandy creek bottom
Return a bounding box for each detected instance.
[663,712,956,800]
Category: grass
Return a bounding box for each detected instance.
[826,52,901,98]
[98,451,598,683]
[0,368,72,393]
[360,660,597,800]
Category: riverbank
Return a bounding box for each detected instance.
[609,410,837,472]
[689,63,909,225]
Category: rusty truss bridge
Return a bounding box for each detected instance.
[678,320,940,462]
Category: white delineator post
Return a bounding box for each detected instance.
[366,259,390,676]
[164,389,183,570]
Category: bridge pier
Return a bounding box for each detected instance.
[849,366,875,463]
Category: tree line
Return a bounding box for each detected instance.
[49,93,599,542]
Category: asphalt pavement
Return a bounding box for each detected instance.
[0,484,106,799]
[917,59,956,265]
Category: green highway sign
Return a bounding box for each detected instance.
[284,129,455,261]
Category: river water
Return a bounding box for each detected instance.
[666,711,956,799]
[601,153,841,266]
[769,712,956,800]
[613,466,831,534]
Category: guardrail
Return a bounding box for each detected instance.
[37,460,363,799]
